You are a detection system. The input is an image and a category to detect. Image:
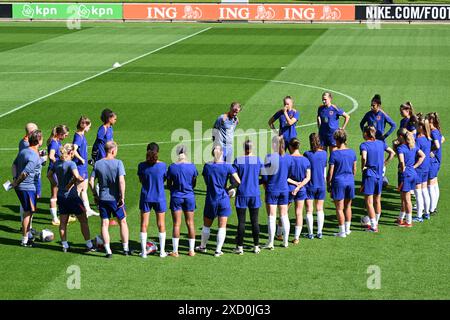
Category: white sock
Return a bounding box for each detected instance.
[216,228,226,253]
[104,243,112,254]
[345,221,351,234]
[415,189,424,218]
[305,212,313,235]
[140,232,147,254]
[50,207,58,221]
[294,226,302,240]
[122,242,129,252]
[200,226,210,248]
[86,239,93,248]
[19,205,24,222]
[435,184,440,210]
[370,218,377,229]
[159,232,166,254]
[276,223,283,237]
[280,215,290,245]
[267,215,276,246]
[339,224,345,234]
[376,213,381,223]
[22,236,28,244]
[317,211,324,234]
[399,212,406,221]
[172,238,179,253]
[406,213,412,224]
[422,188,430,214]
[83,200,92,211]
[188,238,195,252]
[428,186,437,212]
[62,241,69,249]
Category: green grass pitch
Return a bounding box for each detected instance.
[0,21,449,300]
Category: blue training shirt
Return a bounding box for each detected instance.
[91,158,125,201]
[329,149,357,186]
[360,110,396,140]
[415,136,431,173]
[397,144,418,176]
[167,162,198,198]
[304,150,327,189]
[288,155,310,193]
[47,139,61,170]
[93,125,113,160]
[54,160,79,198]
[138,161,167,203]
[360,140,388,178]
[73,132,88,173]
[262,153,292,193]
[202,162,236,201]
[317,105,345,136]
[273,109,299,145]
[13,148,41,192]
[233,155,263,197]
[430,129,442,163]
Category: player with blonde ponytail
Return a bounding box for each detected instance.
[48,143,94,253]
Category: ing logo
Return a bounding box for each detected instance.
[255,6,276,20]
[182,6,202,19]
[320,6,341,20]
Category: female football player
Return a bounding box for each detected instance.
[196,145,240,257]
[413,116,432,222]
[12,130,43,247]
[394,128,425,227]
[327,129,357,238]
[48,144,94,252]
[359,94,396,186]
[304,133,327,239]
[399,102,417,136]
[360,126,395,232]
[317,92,350,153]
[268,96,299,151]
[427,112,444,215]
[232,140,263,254]
[92,108,116,162]
[46,125,69,226]
[287,138,311,244]
[261,136,292,249]
[167,145,198,257]
[138,143,168,258]
[73,116,98,218]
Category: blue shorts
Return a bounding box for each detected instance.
[428,161,440,180]
[15,190,37,213]
[265,192,289,205]
[331,183,355,201]
[319,133,336,147]
[77,167,88,180]
[170,196,196,212]
[289,188,307,202]
[416,171,429,185]
[235,196,261,209]
[140,199,167,214]
[58,196,85,215]
[398,172,417,192]
[361,176,383,196]
[306,187,326,200]
[204,197,231,219]
[99,200,127,220]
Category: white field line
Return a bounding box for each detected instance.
[0,71,358,151]
[0,27,212,120]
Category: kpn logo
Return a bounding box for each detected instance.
[75,5,117,19]
[21,4,58,18]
